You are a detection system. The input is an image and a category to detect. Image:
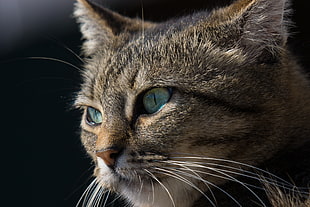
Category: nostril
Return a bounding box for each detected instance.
[96,148,121,168]
[110,151,119,159]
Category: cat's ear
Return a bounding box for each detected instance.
[74,0,155,56]
[207,0,289,62]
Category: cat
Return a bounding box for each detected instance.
[73,0,310,206]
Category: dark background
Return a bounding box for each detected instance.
[1,0,309,206]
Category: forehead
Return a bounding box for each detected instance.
[78,18,245,106]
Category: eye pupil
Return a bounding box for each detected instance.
[153,94,157,105]
[143,88,171,114]
[86,107,102,126]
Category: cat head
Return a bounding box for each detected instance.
[74,0,308,206]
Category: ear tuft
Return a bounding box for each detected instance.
[241,0,290,60]
[74,0,155,56]
[74,0,112,56]
[207,0,290,62]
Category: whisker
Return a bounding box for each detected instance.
[161,164,241,207]
[60,43,85,64]
[206,167,267,207]
[86,180,102,207]
[171,156,309,194]
[140,0,145,41]
[191,166,263,191]
[94,187,105,207]
[166,160,267,207]
[153,167,217,207]
[139,0,145,80]
[43,35,85,64]
[104,193,123,207]
[159,160,218,204]
[150,177,155,205]
[83,180,96,207]
[207,164,297,192]
[144,169,176,207]
[138,175,144,197]
[26,56,83,72]
[175,161,218,205]
[168,160,275,191]
[76,178,97,207]
[102,190,111,207]
[170,155,294,187]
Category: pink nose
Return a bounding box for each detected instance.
[96,149,121,168]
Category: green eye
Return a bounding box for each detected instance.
[86,107,102,126]
[143,88,171,114]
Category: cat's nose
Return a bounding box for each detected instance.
[96,148,121,168]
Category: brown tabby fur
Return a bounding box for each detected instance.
[74,0,310,206]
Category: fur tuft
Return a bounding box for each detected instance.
[263,181,310,207]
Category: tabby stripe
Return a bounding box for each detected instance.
[192,91,261,114]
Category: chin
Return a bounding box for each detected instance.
[94,156,200,207]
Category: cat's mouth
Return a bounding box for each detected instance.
[95,150,170,182]
[95,159,171,197]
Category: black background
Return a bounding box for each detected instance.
[1,0,309,206]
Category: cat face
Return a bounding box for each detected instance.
[74,0,309,206]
